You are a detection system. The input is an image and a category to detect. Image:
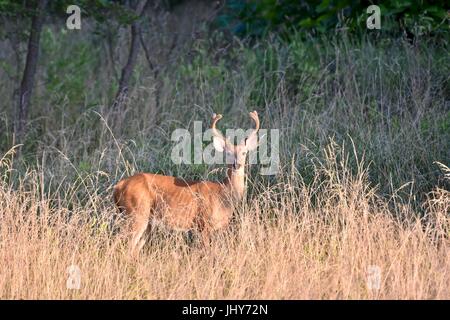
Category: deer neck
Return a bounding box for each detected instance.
[223,166,246,200]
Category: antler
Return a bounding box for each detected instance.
[242,110,260,148]
[211,113,224,139]
[248,110,260,137]
[249,110,260,132]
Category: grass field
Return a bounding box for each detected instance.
[0,24,449,299]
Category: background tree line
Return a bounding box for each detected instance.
[0,0,448,143]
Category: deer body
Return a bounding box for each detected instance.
[113,111,259,254]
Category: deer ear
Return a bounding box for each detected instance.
[245,133,258,151]
[213,136,226,152]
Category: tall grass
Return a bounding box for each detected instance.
[0,141,448,299]
[0,22,448,298]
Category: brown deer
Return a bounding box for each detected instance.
[113,111,260,254]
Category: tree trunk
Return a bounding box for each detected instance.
[113,0,149,109]
[16,0,48,142]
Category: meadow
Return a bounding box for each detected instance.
[0,18,449,298]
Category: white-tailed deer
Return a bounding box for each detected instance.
[113,111,260,254]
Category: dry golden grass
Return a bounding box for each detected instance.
[0,143,448,299]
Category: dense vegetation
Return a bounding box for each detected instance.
[218,0,449,37]
[0,0,448,299]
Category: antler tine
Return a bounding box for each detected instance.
[249,110,260,132]
[211,113,224,138]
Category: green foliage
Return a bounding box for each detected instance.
[0,0,142,24]
[0,0,28,16]
[40,27,102,107]
[217,0,449,37]
[0,0,144,47]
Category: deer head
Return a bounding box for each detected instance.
[211,111,260,173]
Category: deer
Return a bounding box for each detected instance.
[113,111,260,254]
